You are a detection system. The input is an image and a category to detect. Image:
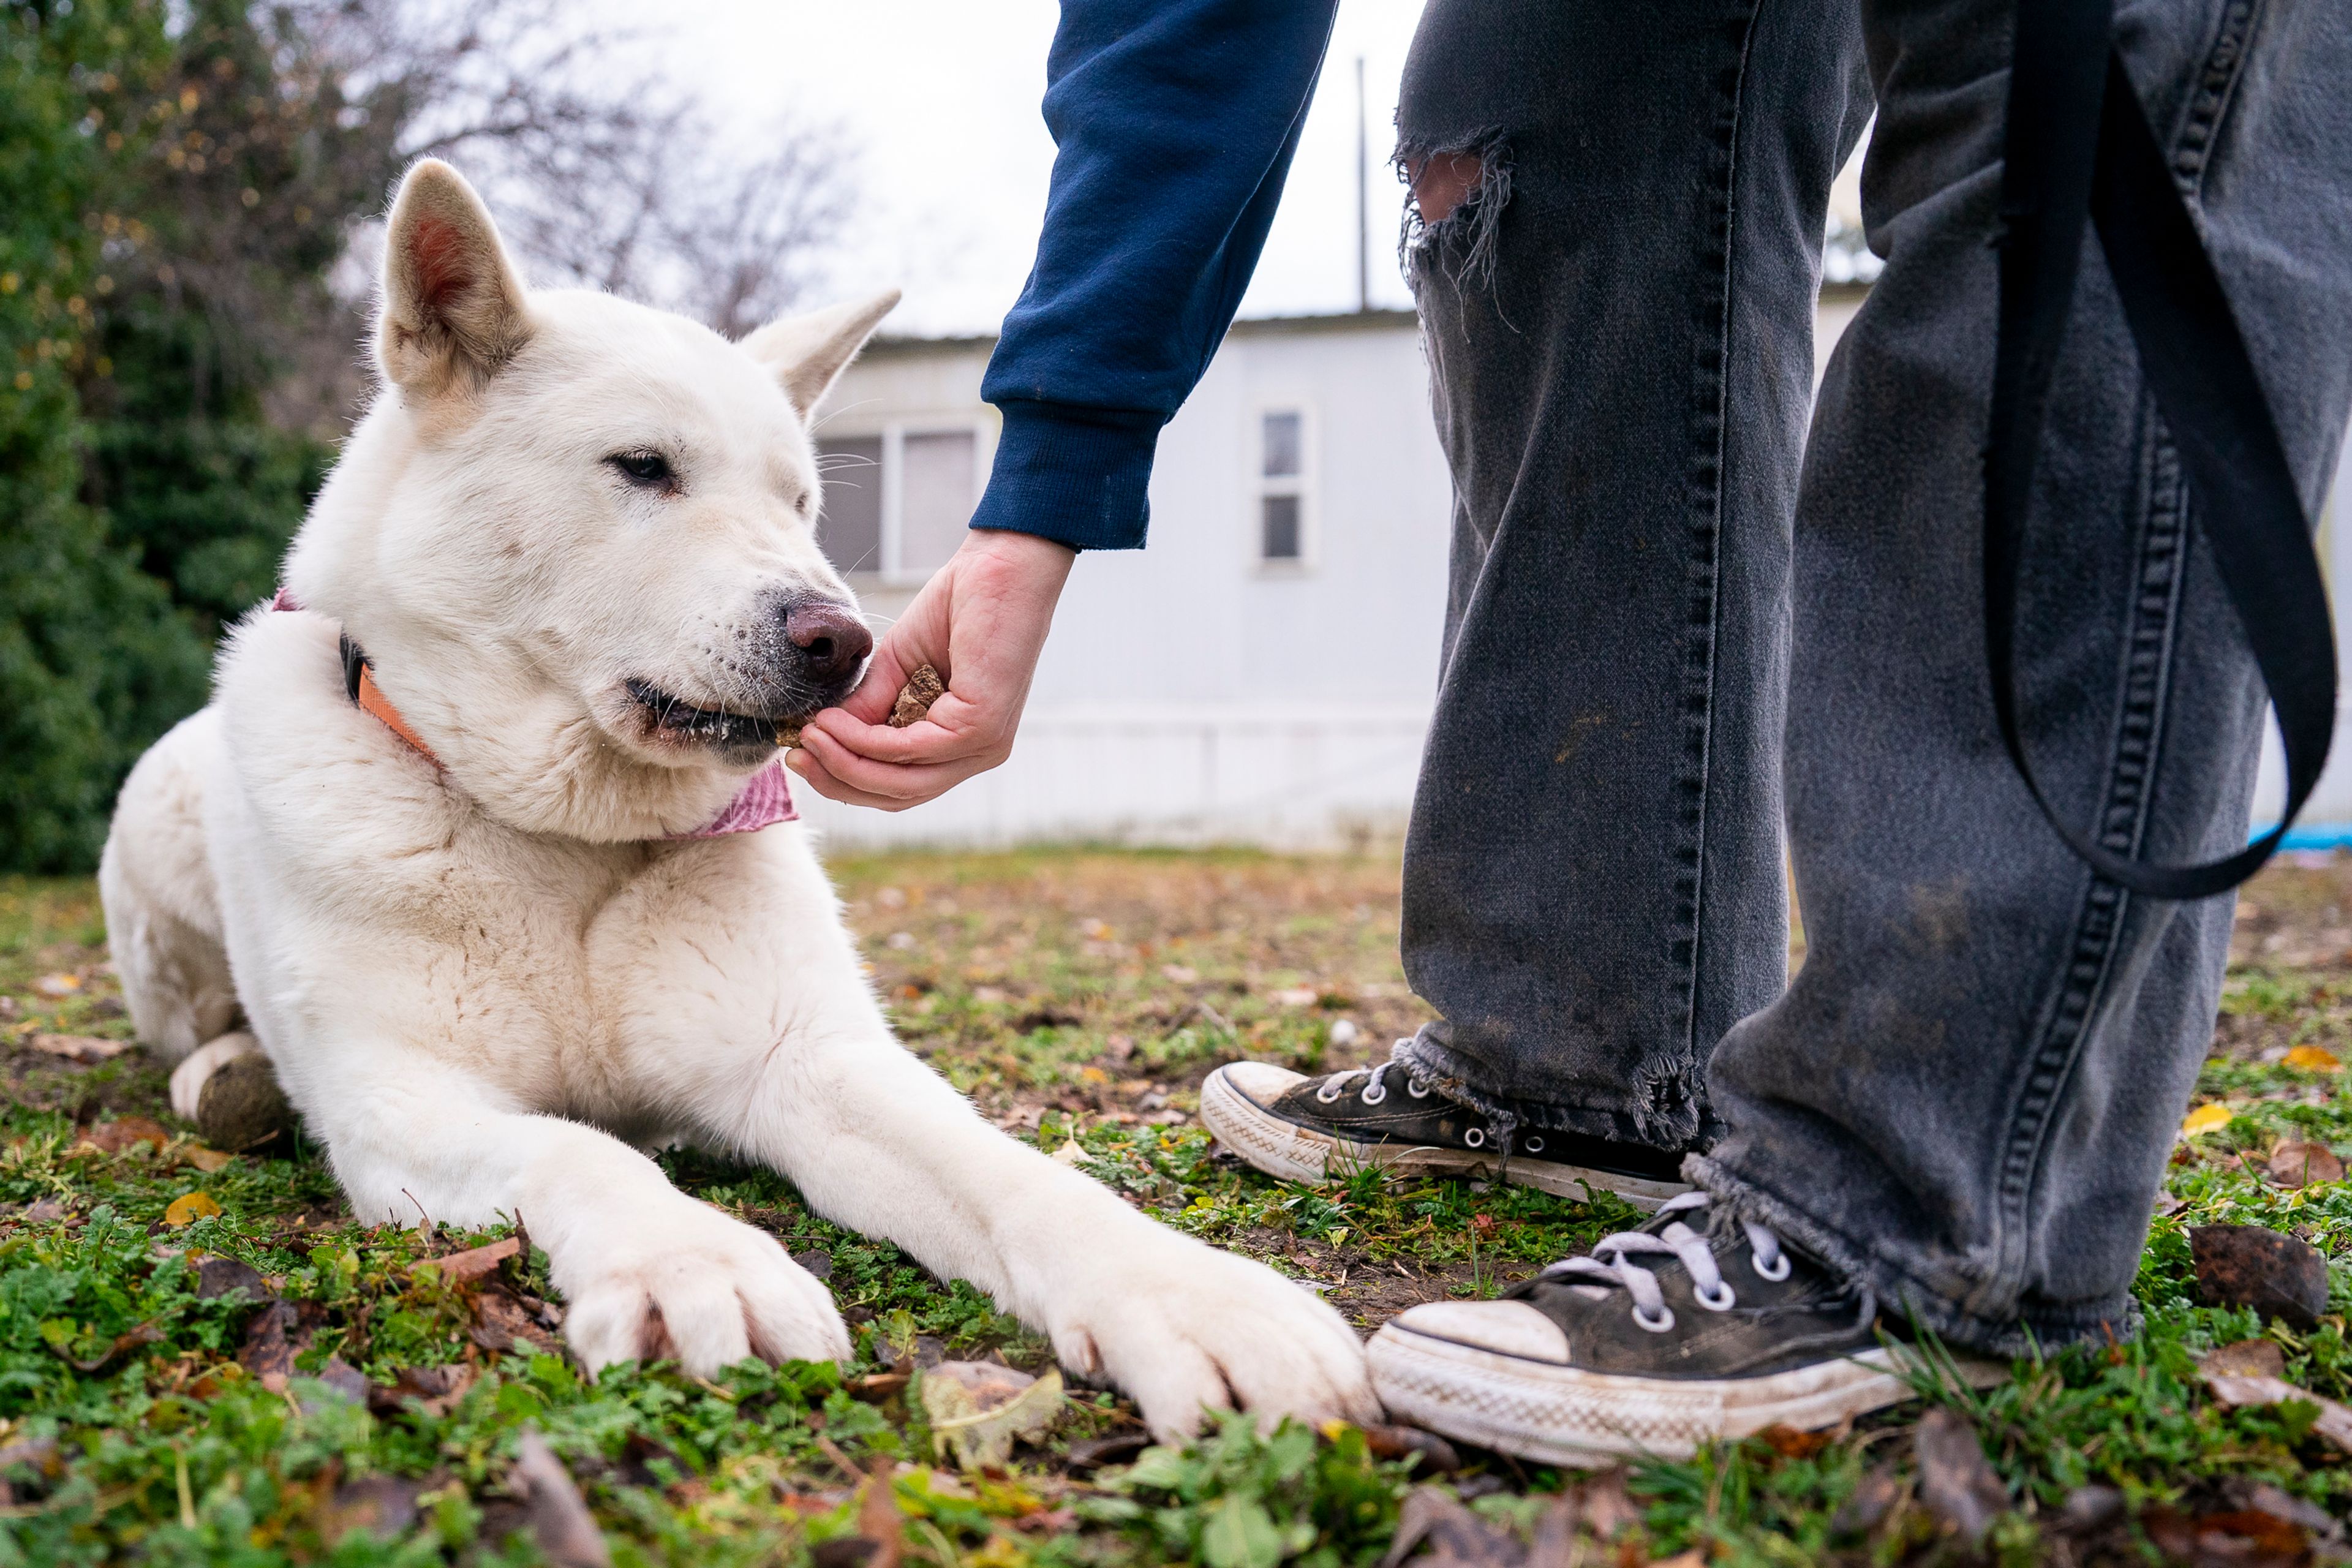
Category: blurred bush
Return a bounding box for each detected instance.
[0,0,848,870]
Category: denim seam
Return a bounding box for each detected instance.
[1653,0,1767,1142]
[1975,0,2255,1324]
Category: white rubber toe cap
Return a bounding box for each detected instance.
[1388,1300,1571,1365]
[1207,1060,1305,1109]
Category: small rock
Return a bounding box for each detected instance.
[1830,1461,1902,1537]
[1137,1092,1168,1112]
[792,1249,834,1281]
[195,1256,266,1300]
[1329,1019,1361,1047]
[2190,1224,2331,1332]
[196,1053,298,1153]
[2053,1485,2125,1534]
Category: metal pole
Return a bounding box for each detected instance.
[1355,55,1370,314]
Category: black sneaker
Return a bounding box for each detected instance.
[1199,1052,1694,1211]
[1365,1192,2003,1461]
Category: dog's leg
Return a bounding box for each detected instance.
[312,1053,848,1376]
[100,710,239,1066]
[169,1031,261,1120]
[690,1017,1378,1439]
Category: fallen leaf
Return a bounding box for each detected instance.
[2201,1370,2352,1453]
[2141,1507,2308,1568]
[2264,1140,2343,1188]
[1830,1461,1903,1537]
[1050,1139,1086,1167]
[510,1428,611,1568]
[2199,1339,2286,1381]
[920,1360,1065,1470]
[2190,1224,2331,1332]
[2052,1485,2124,1534]
[844,1371,911,1403]
[420,1235,521,1285]
[325,1475,425,1544]
[180,1145,233,1174]
[1754,1423,1835,1460]
[1378,1485,1523,1568]
[32,973,81,998]
[1269,987,1319,1007]
[164,1191,221,1226]
[856,1458,905,1568]
[28,1033,129,1064]
[18,1198,66,1224]
[369,1362,478,1418]
[75,1117,168,1155]
[2180,1102,2233,1136]
[238,1298,323,1387]
[1064,1431,1151,1471]
[194,1257,265,1300]
[1359,1423,1461,1473]
[470,1284,567,1357]
[1643,1555,1707,1568]
[2283,1044,2343,1072]
[1913,1407,2008,1545]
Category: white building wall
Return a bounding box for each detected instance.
[801,304,2352,851]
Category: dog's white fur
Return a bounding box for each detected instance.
[99,160,1375,1438]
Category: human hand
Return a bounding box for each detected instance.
[786,529,1074,810]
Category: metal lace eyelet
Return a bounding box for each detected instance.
[1694,1280,1736,1311]
[1314,1082,1345,1105]
[1751,1250,1791,1282]
[1361,1080,1387,1105]
[1523,1134,1545,1153]
[1632,1303,1675,1333]
[1463,1127,1485,1148]
[1408,1078,1431,1098]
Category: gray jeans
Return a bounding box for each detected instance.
[1391,0,2352,1353]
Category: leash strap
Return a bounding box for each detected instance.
[1986,0,2335,899]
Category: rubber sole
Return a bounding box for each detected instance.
[1367,1322,1999,1463]
[1199,1066,1691,1212]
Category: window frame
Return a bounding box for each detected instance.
[1253,402,1316,573]
[816,417,989,587]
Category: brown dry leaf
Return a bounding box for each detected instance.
[2264,1140,2343,1188]
[2190,1224,2332,1331]
[856,1459,906,1568]
[421,1235,521,1286]
[75,1117,168,1155]
[369,1362,478,1418]
[28,1033,129,1064]
[1643,1555,1708,1568]
[1913,1407,2008,1544]
[238,1299,326,1389]
[510,1428,611,1568]
[2199,1339,2287,1381]
[888,665,944,728]
[180,1145,233,1174]
[2202,1370,2352,1453]
[1754,1423,1834,1460]
[2141,1507,2309,1568]
[323,1475,425,1545]
[1378,1486,1525,1568]
[194,1257,265,1300]
[470,1285,566,1357]
[1359,1422,1461,1473]
[1830,1461,1903,1537]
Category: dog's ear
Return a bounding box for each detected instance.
[376,159,532,396]
[740,290,901,417]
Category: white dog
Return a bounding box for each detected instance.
[97,159,1375,1439]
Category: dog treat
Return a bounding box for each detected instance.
[774,665,942,750]
[890,663,945,728]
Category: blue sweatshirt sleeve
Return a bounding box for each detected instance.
[969,0,1339,551]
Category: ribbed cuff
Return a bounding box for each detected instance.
[969,400,1163,551]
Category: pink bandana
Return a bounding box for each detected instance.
[270,588,795,837]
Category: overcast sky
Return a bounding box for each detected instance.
[605,0,1431,337]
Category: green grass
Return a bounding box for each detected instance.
[0,853,2347,1565]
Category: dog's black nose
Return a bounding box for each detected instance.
[784,601,873,684]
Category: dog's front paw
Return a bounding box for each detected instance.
[1049,1231,1379,1441]
[555,1204,850,1377]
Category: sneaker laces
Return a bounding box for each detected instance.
[1313,1044,1434,1108]
[1536,1191,1791,1334]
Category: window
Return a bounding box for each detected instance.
[815,426,980,582]
[815,435,883,575]
[1259,409,1308,564]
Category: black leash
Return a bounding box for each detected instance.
[1986,0,2334,899]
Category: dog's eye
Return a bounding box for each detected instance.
[609,451,674,488]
